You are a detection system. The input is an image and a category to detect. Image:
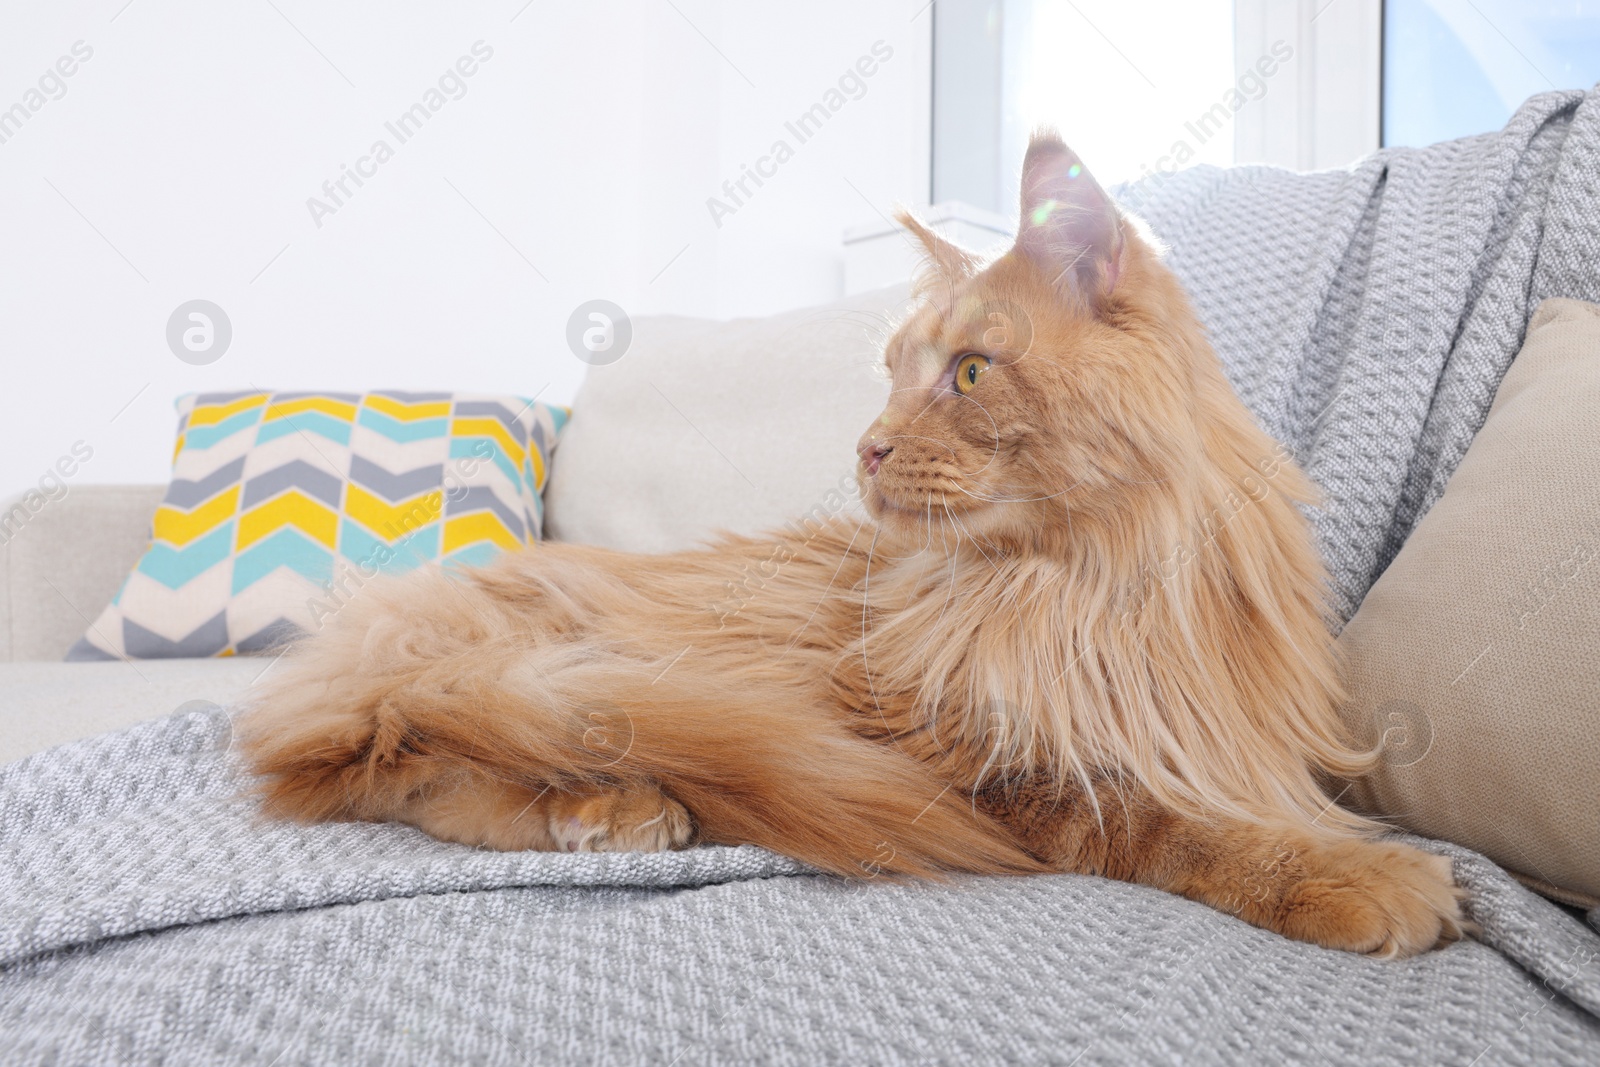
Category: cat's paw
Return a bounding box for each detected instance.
[547,787,694,853]
[1277,840,1468,958]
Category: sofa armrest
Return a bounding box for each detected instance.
[0,485,165,662]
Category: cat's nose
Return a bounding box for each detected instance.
[859,441,893,475]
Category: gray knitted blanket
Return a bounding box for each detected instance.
[2,708,1598,1064]
[1120,87,1600,624]
[6,91,1600,1064]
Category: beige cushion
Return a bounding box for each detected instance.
[0,485,164,662]
[546,286,910,553]
[0,657,262,765]
[1339,297,1600,907]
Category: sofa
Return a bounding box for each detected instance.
[4,89,1600,1064]
[0,484,263,764]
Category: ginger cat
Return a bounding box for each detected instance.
[243,132,1465,957]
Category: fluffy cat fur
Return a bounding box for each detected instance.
[242,132,1466,957]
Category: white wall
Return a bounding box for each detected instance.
[0,0,932,496]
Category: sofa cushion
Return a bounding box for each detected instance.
[68,391,567,661]
[0,657,261,765]
[1338,298,1600,907]
[545,286,910,553]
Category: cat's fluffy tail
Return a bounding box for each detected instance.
[241,612,1042,880]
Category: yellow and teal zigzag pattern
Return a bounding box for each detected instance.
[70,390,568,660]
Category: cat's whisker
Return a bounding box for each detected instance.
[946,501,1002,573]
[858,524,902,750]
[915,534,965,667]
[952,477,1086,505]
[938,499,957,548]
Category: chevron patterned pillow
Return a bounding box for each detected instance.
[67,390,568,661]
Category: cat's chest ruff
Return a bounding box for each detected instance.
[854,549,1084,691]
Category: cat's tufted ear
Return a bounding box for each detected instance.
[1015,130,1124,298]
[896,209,980,288]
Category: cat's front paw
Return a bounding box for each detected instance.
[547,786,694,853]
[1276,840,1468,958]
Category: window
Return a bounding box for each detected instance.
[1022,0,1236,187]
[933,0,1236,214]
[1383,0,1600,147]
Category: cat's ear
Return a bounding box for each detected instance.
[896,209,980,287]
[1015,130,1124,297]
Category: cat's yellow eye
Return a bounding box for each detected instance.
[954,353,991,394]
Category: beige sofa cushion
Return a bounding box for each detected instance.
[546,285,910,553]
[1339,298,1600,907]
